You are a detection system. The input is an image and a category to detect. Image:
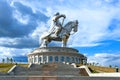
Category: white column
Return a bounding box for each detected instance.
[38,55,40,64]
[46,55,49,63]
[30,56,32,63]
[32,55,35,63]
[41,55,43,63]
[37,55,39,64]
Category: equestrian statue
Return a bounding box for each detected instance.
[40,12,78,47]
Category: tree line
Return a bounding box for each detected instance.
[1,57,15,63]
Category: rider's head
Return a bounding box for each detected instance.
[54,12,60,16]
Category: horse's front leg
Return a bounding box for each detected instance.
[62,34,70,47]
[40,39,48,47]
[62,36,67,47]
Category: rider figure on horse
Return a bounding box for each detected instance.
[49,12,66,37]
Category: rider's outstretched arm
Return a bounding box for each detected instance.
[54,14,66,21]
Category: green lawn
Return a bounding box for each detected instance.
[0,63,29,73]
[88,65,120,73]
[17,64,29,67]
[76,64,120,73]
[0,63,14,73]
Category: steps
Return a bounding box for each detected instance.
[8,63,81,76]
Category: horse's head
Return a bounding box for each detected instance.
[64,20,78,33]
[72,20,78,32]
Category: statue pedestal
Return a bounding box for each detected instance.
[27,47,87,76]
[28,47,87,64]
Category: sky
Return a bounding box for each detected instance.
[0,0,120,67]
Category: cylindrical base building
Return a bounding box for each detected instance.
[28,47,87,64]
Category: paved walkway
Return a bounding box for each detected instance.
[0,76,120,80]
[79,66,120,77]
[90,72,120,77]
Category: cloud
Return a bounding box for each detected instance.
[0,21,50,48]
[0,1,49,48]
[107,19,120,41]
[0,0,48,38]
[0,0,49,61]
[66,5,120,47]
[0,46,31,59]
[3,26,50,49]
[88,53,120,67]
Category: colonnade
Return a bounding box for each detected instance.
[28,55,87,64]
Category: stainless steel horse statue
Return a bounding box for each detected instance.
[40,20,78,47]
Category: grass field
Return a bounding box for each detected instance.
[0,63,14,73]
[88,65,120,73]
[76,64,120,73]
[17,64,29,67]
[0,63,29,73]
